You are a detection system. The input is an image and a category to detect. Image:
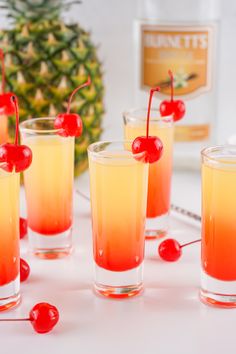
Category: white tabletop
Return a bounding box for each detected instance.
[0,170,235,354]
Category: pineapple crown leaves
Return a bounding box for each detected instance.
[0,0,81,22]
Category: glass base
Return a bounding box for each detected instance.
[145,212,169,240]
[0,275,20,311]
[94,263,143,298]
[200,270,236,308]
[28,227,73,259]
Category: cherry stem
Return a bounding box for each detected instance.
[181,239,201,249]
[11,95,19,146]
[146,86,160,138]
[0,318,30,322]
[66,76,91,114]
[0,49,5,94]
[168,69,174,102]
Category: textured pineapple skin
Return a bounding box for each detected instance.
[0,19,104,176]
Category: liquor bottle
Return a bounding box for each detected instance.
[134,0,221,169]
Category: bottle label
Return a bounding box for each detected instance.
[140,25,214,98]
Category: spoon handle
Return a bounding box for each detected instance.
[171,204,201,222]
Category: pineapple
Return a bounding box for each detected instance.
[0,0,104,175]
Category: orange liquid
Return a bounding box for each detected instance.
[202,162,236,281]
[0,114,8,144]
[125,122,174,218]
[89,151,148,272]
[0,170,19,286]
[22,135,74,235]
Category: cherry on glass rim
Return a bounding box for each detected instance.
[132,86,163,163]
[0,95,32,173]
[160,70,186,122]
[20,258,30,282]
[0,49,15,115]
[0,92,15,116]
[54,76,91,137]
[0,303,59,334]
[158,238,201,262]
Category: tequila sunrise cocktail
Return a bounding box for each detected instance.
[0,94,31,311]
[201,145,236,307]
[88,141,148,298]
[124,108,174,238]
[0,169,20,311]
[20,118,74,259]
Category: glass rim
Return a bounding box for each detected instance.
[123,107,173,123]
[88,140,147,160]
[19,117,60,134]
[201,145,236,165]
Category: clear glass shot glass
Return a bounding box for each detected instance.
[0,169,20,311]
[123,108,174,239]
[201,145,236,307]
[88,141,148,298]
[20,118,74,259]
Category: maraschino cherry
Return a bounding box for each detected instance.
[0,95,32,172]
[132,87,163,163]
[158,238,201,262]
[0,303,59,334]
[160,70,186,122]
[0,49,15,115]
[54,77,91,137]
[20,217,28,239]
[20,258,30,282]
[29,303,59,334]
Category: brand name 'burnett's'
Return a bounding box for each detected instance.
[144,33,208,49]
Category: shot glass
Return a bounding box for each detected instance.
[123,108,174,239]
[88,141,148,298]
[201,145,236,307]
[20,118,74,259]
[0,169,20,311]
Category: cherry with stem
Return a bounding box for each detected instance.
[0,303,59,333]
[160,70,186,122]
[158,238,201,262]
[0,95,32,173]
[0,49,15,115]
[54,77,91,137]
[132,86,163,163]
